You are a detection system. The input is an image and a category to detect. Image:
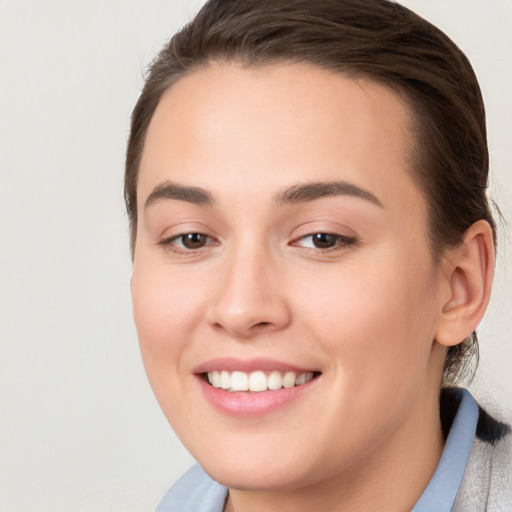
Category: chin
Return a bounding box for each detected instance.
[200,458,314,492]
[186,428,341,493]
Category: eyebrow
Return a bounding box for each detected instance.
[144,179,383,209]
[144,181,214,208]
[274,181,383,207]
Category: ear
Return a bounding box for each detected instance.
[435,220,495,347]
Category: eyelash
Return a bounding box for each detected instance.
[291,233,357,252]
[159,232,357,255]
[158,233,218,255]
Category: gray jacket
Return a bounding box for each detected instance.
[454,403,512,511]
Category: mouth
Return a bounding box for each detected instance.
[194,358,322,416]
[202,370,320,392]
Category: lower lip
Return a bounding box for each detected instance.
[197,375,319,417]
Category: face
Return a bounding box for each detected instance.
[131,63,448,491]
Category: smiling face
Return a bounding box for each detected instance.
[131,62,449,498]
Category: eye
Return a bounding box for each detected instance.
[159,232,217,252]
[293,233,357,250]
[177,233,210,249]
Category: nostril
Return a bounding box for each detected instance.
[254,322,271,328]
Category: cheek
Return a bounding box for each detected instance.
[294,253,439,387]
[131,266,206,375]
[130,265,215,432]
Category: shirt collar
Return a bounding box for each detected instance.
[412,388,479,512]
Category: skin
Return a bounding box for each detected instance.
[131,62,484,511]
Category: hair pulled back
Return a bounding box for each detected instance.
[125,0,496,385]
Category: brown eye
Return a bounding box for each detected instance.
[180,233,209,249]
[311,233,338,249]
[159,231,218,254]
[293,233,357,251]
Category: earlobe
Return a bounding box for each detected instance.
[435,220,495,347]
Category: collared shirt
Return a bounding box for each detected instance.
[155,388,479,512]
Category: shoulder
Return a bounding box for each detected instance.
[453,393,512,511]
[154,464,228,512]
[475,406,512,511]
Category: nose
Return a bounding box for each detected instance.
[206,246,291,338]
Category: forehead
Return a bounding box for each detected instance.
[138,62,423,219]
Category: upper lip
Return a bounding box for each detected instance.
[192,357,318,375]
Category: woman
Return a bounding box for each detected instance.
[125,0,511,510]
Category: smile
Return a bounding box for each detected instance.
[206,370,317,392]
[195,358,322,416]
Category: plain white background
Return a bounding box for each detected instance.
[0,1,510,510]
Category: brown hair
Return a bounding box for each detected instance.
[125,0,496,385]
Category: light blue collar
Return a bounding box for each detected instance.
[155,463,227,512]
[412,388,479,512]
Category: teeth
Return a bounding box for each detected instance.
[283,371,296,389]
[249,371,267,392]
[296,373,307,386]
[209,370,221,388]
[220,370,230,390]
[206,370,316,392]
[267,371,283,390]
[230,371,249,391]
